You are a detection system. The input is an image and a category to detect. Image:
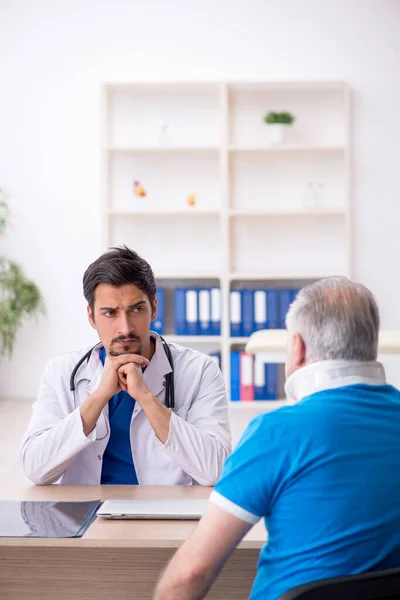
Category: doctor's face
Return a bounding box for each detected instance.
[87,283,157,358]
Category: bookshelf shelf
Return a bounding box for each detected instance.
[227,81,346,91]
[108,209,221,217]
[228,269,348,281]
[228,145,345,153]
[229,337,251,345]
[228,209,346,217]
[106,146,219,153]
[101,81,351,404]
[155,272,221,280]
[163,335,222,344]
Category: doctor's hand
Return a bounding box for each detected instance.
[118,360,172,446]
[97,354,149,401]
[81,354,149,437]
[117,361,150,401]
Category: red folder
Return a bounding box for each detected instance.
[240,352,254,401]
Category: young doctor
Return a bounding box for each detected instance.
[21,246,231,486]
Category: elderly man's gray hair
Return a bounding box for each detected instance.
[286,277,380,363]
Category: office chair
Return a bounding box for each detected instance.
[278,567,400,600]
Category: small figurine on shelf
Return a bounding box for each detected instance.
[187,193,196,208]
[304,181,325,209]
[305,182,317,209]
[133,180,147,197]
[157,118,169,145]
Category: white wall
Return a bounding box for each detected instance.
[1,0,400,399]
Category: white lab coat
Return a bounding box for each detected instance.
[21,334,232,486]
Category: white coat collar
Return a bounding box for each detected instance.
[75,332,172,400]
[284,359,386,403]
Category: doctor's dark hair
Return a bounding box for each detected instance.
[83,246,157,312]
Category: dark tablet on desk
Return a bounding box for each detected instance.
[0,500,101,538]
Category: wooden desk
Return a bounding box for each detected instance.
[0,485,265,599]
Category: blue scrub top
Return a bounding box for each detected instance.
[99,347,139,485]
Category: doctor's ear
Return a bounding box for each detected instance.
[151,297,158,322]
[87,305,96,329]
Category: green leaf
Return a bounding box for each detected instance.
[263,111,295,125]
[0,195,45,357]
[0,198,9,235]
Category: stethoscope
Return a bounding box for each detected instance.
[69,336,175,409]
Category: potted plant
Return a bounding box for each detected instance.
[0,190,44,357]
[263,111,295,145]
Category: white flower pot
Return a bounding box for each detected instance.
[268,123,287,145]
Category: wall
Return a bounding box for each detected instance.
[1,0,400,398]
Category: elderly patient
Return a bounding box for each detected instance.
[155,277,400,600]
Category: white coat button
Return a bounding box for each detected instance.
[97,455,101,460]
[87,385,91,391]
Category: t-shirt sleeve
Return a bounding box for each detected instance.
[210,412,288,524]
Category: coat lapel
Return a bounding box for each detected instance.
[143,335,173,402]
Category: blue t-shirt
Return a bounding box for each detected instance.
[213,384,400,600]
[99,348,138,485]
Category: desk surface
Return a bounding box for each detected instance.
[0,485,266,549]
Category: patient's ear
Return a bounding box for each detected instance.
[87,305,96,330]
[286,331,307,378]
[292,332,306,368]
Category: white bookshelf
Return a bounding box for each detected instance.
[101,81,351,406]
